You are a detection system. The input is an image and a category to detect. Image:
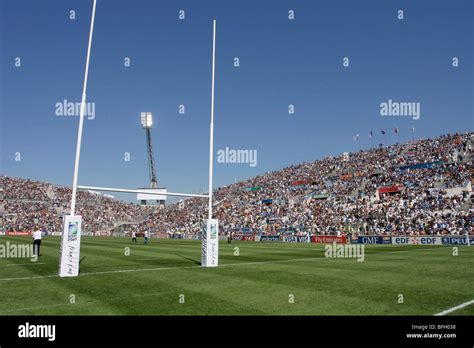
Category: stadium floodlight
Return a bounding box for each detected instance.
[140,111,159,190]
[141,112,153,129]
[60,16,220,277]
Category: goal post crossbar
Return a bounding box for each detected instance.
[59,3,219,276]
[77,185,209,198]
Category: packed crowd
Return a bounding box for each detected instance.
[1,132,472,237]
[136,132,473,236]
[0,177,150,232]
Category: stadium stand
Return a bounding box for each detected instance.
[1,132,472,237]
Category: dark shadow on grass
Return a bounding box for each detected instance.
[173,253,200,265]
[79,256,86,274]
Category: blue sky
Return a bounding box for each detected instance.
[1,0,472,202]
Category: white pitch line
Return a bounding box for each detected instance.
[434,299,474,316]
[76,249,447,276]
[0,247,452,282]
[74,257,324,277]
[0,274,57,281]
[0,257,323,281]
[81,264,201,276]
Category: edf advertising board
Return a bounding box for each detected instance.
[356,235,473,245]
[391,236,443,245]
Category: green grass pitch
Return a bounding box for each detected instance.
[0,236,472,315]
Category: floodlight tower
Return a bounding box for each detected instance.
[141,112,158,189]
[139,112,166,207]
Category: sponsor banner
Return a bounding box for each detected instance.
[246,186,262,191]
[378,185,403,194]
[399,161,444,171]
[441,236,474,245]
[260,235,280,242]
[283,235,310,243]
[50,232,62,236]
[310,194,330,200]
[5,231,31,236]
[170,234,184,239]
[94,231,111,236]
[312,235,347,244]
[112,232,126,237]
[232,234,255,241]
[0,231,5,236]
[299,235,311,243]
[201,219,219,267]
[357,236,392,244]
[187,234,202,240]
[391,236,443,245]
[58,215,82,277]
[291,180,308,186]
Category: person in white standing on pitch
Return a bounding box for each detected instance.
[32,227,42,256]
[144,231,149,244]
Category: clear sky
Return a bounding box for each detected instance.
[1,0,472,202]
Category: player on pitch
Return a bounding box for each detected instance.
[131,231,137,243]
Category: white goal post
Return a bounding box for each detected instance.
[59,0,219,277]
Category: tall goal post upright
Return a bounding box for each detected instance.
[59,0,97,277]
[60,14,220,276]
[201,20,219,267]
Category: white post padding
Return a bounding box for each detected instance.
[201,219,219,267]
[58,215,82,277]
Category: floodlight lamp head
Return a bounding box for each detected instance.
[140,112,153,129]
